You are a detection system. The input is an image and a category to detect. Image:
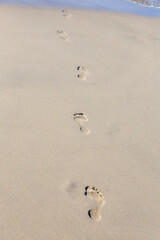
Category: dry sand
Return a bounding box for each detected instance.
[1,5,160,240]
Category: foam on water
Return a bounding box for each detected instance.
[127,0,160,8]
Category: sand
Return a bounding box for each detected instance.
[1,5,160,240]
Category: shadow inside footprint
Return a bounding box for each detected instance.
[85,186,89,191]
[88,210,92,219]
[84,186,89,196]
[77,66,81,70]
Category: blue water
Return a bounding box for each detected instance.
[0,0,160,16]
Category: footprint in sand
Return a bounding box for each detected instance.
[85,186,105,222]
[77,66,90,80]
[74,113,90,134]
[62,9,71,18]
[61,180,78,198]
[57,30,69,41]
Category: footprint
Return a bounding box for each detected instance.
[62,9,71,18]
[60,180,79,199]
[85,186,105,222]
[57,30,69,41]
[77,73,87,80]
[77,66,89,74]
[74,113,90,134]
[77,66,89,80]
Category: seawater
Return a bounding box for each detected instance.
[127,0,160,7]
[0,0,160,16]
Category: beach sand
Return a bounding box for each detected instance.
[1,5,160,240]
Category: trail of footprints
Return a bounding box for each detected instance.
[85,186,105,221]
[56,10,71,41]
[58,10,105,222]
[74,67,90,133]
[74,66,90,133]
